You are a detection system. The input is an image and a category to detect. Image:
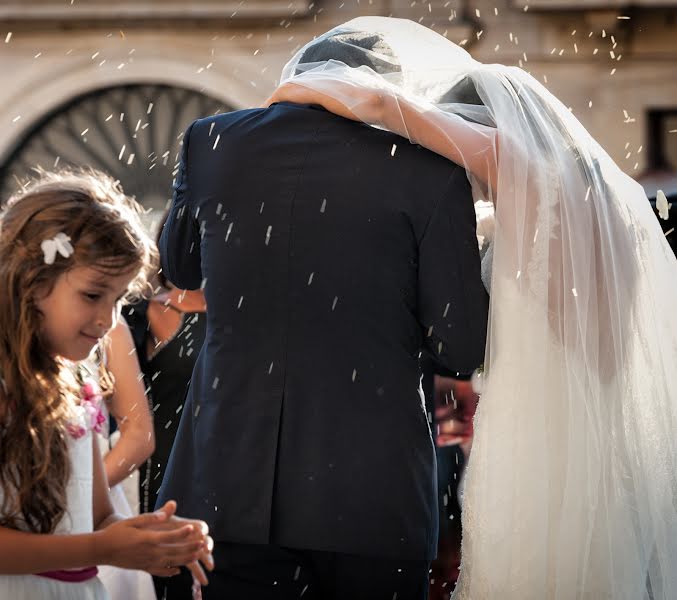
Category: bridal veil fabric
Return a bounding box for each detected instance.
[280,17,677,599]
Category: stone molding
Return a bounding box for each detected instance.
[509,0,676,9]
[0,0,312,22]
[0,51,270,163]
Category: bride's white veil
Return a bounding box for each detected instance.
[281,17,677,599]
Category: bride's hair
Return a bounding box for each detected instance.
[0,170,154,533]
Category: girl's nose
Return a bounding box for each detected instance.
[95,306,115,333]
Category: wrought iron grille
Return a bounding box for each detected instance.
[0,84,231,230]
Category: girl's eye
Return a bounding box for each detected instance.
[83,292,101,302]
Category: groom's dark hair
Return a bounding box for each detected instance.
[297,30,401,75]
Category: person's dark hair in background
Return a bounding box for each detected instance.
[155,213,170,290]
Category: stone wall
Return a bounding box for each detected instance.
[0,0,674,175]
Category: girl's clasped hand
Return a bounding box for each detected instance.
[98,500,214,585]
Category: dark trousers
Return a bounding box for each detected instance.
[201,542,430,600]
[153,570,194,599]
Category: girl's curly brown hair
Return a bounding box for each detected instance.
[0,169,156,534]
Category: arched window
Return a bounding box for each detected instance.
[0,84,231,231]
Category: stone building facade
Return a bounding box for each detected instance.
[0,0,674,238]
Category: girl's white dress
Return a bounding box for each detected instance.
[0,429,109,599]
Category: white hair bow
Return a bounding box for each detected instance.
[41,232,74,265]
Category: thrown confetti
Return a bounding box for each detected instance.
[656,190,671,220]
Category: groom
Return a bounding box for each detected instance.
[158,28,488,600]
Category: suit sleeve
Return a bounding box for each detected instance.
[159,119,203,290]
[417,166,488,377]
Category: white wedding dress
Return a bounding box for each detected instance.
[0,429,109,599]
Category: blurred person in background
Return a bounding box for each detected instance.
[123,211,207,600]
[95,320,157,599]
[421,358,478,600]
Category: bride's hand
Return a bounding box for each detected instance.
[264,82,317,108]
[264,81,385,124]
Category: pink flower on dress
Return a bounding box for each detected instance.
[81,378,105,434]
[66,378,106,439]
[81,379,100,403]
[66,421,87,440]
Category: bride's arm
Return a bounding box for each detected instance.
[265,80,498,189]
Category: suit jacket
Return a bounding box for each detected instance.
[157,102,488,560]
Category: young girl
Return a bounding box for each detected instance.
[0,170,213,599]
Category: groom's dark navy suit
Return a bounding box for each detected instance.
[158,101,487,581]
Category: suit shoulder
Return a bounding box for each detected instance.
[190,108,265,135]
[394,136,463,174]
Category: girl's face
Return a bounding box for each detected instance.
[36,265,136,361]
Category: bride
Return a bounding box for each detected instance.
[266,17,677,599]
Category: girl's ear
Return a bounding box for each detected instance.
[32,285,48,312]
[32,269,65,306]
